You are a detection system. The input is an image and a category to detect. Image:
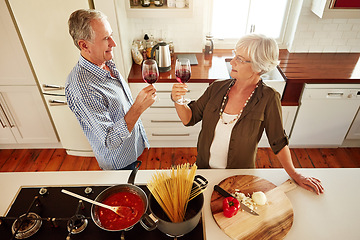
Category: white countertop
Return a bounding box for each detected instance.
[1,168,359,239]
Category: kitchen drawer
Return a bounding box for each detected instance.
[130,82,207,147]
[144,126,200,147]
[141,113,201,129]
[129,83,208,106]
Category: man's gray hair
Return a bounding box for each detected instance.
[235,34,279,75]
[68,9,107,50]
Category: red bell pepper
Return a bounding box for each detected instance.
[222,197,240,218]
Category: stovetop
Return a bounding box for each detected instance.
[0,185,205,240]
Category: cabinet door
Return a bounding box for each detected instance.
[43,94,93,155]
[8,0,89,88]
[0,86,58,144]
[346,108,360,140]
[0,1,34,86]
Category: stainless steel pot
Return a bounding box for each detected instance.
[140,175,207,237]
[90,161,156,232]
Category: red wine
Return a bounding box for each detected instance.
[143,72,159,84]
[175,69,191,83]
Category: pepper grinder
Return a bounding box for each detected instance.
[205,34,214,54]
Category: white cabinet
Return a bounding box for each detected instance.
[258,106,297,147]
[7,0,94,155]
[290,84,360,147]
[311,0,360,18]
[0,1,58,147]
[129,82,208,147]
[346,109,360,140]
[0,86,58,145]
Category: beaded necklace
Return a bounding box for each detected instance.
[219,80,259,125]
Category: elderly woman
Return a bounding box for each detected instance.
[171,34,324,195]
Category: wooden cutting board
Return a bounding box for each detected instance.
[210,175,297,240]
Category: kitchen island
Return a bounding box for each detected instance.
[1,168,359,239]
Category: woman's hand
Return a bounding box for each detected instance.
[171,83,188,102]
[291,172,324,195]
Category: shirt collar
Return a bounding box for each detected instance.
[79,55,114,79]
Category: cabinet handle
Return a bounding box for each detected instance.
[156,90,191,93]
[0,96,15,128]
[152,133,190,137]
[49,99,67,106]
[43,84,65,91]
[150,106,176,109]
[250,24,256,33]
[327,92,344,98]
[0,104,7,128]
[151,120,182,123]
[156,90,172,93]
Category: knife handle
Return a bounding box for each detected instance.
[214,185,233,198]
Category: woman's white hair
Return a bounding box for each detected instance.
[235,34,279,75]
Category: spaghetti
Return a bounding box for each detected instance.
[147,163,203,223]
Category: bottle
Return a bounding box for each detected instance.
[167,0,176,8]
[141,0,150,7]
[143,34,154,59]
[154,0,163,7]
[205,35,214,54]
[130,0,140,6]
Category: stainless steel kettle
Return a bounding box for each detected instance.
[151,41,171,72]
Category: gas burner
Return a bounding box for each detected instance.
[67,214,88,234]
[39,187,48,196]
[11,212,42,239]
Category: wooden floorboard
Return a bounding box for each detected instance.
[0,147,359,172]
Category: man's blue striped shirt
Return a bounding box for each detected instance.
[65,55,149,170]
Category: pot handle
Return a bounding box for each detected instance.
[194,175,208,191]
[127,161,142,185]
[140,213,158,231]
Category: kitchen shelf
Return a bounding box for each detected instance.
[126,0,193,18]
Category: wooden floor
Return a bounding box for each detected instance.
[0,147,359,172]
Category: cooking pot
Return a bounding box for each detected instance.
[140,175,207,237]
[150,41,171,72]
[91,161,156,233]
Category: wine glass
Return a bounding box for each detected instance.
[142,59,159,100]
[175,58,191,105]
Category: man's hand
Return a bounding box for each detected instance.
[124,85,156,132]
[133,84,157,112]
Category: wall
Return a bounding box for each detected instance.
[117,0,360,75]
[125,0,206,53]
[289,0,360,53]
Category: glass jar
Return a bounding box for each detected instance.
[130,0,140,6]
[154,0,163,7]
[141,0,150,7]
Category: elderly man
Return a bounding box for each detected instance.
[66,9,156,170]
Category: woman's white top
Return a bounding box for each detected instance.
[209,113,238,169]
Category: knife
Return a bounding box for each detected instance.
[214,185,259,216]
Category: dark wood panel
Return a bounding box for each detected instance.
[1,148,360,172]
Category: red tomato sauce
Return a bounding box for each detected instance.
[98,192,144,230]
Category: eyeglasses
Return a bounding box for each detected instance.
[232,50,251,64]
